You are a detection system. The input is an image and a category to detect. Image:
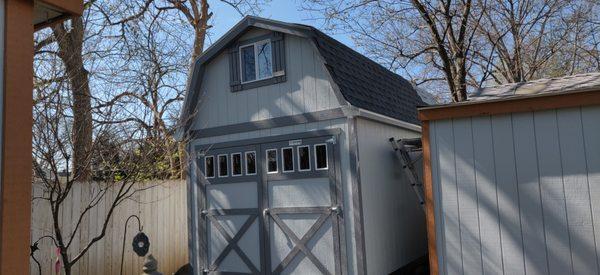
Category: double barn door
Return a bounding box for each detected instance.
[197,135,343,274]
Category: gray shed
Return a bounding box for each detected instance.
[180,16,427,275]
[420,73,600,275]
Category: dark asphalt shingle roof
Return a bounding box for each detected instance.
[307,27,425,125]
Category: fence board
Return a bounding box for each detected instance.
[30,180,189,275]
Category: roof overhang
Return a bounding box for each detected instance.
[418,88,600,121]
[34,0,83,30]
[343,106,422,132]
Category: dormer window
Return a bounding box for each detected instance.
[241,40,273,83]
[229,32,286,92]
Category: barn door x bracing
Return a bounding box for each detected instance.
[197,133,343,275]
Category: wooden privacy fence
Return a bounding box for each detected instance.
[30,180,189,275]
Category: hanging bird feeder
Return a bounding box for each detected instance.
[120,215,150,275]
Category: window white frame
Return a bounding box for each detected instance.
[239,39,273,84]
[245,151,257,176]
[217,154,228,178]
[281,147,294,173]
[266,149,278,174]
[231,153,242,177]
[297,145,311,172]
[204,156,215,178]
[314,144,329,170]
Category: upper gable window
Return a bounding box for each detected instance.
[229,32,285,92]
[240,39,273,83]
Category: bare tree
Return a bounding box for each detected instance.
[302,0,600,102]
[470,0,600,84]
[302,0,480,101]
[50,17,94,180]
[31,58,166,274]
[154,0,269,178]
[93,4,189,179]
[30,1,271,271]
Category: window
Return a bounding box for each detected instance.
[218,154,228,177]
[240,40,272,83]
[315,144,328,170]
[257,41,272,79]
[231,153,242,176]
[266,149,278,174]
[241,45,255,82]
[204,156,215,178]
[298,146,311,171]
[282,147,294,172]
[245,151,256,175]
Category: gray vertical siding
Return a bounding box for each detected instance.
[192,30,342,131]
[430,105,600,275]
[354,118,427,274]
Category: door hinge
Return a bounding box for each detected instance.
[330,205,342,215]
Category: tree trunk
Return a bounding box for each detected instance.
[52,17,93,181]
[69,65,93,181]
[61,251,71,275]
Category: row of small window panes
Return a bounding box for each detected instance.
[204,151,257,178]
[203,144,328,178]
[267,144,328,174]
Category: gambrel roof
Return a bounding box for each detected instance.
[180,16,425,132]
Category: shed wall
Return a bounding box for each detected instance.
[355,118,427,274]
[429,105,600,275]
[188,118,361,274]
[191,31,342,131]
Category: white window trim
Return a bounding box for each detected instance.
[297,145,311,172]
[231,153,242,177]
[239,39,273,84]
[266,149,278,174]
[245,151,257,176]
[204,156,215,178]
[314,144,329,170]
[217,154,228,178]
[281,147,294,173]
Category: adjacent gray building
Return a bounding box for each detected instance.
[179,16,427,275]
[420,73,600,275]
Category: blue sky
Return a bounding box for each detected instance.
[206,0,355,49]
